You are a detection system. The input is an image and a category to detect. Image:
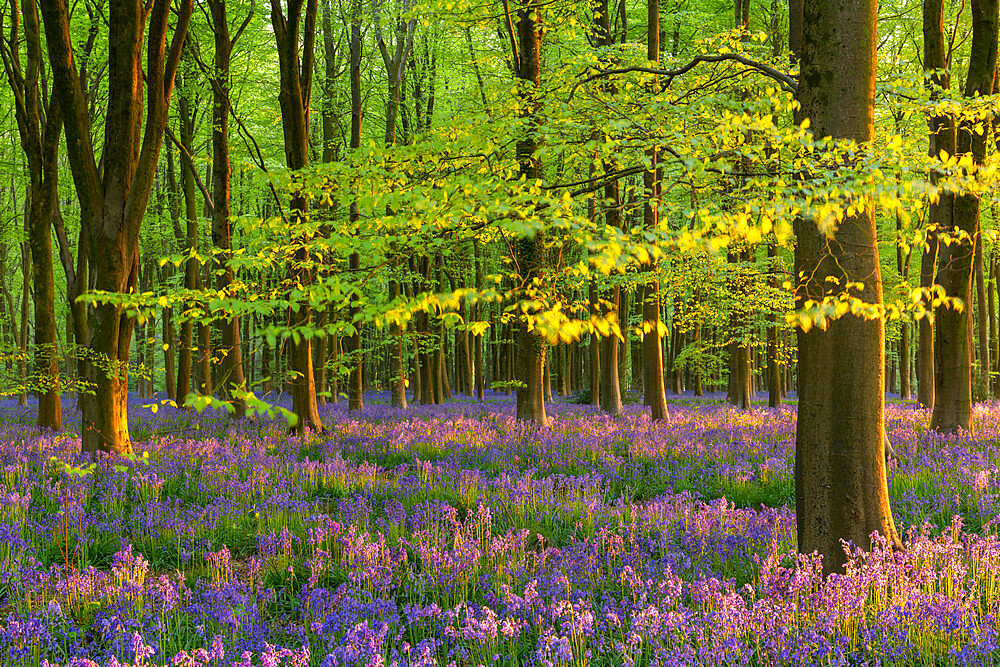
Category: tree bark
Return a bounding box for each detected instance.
[930,0,997,433]
[40,0,192,454]
[474,240,485,401]
[641,15,669,421]
[0,0,63,429]
[895,192,913,400]
[208,0,247,418]
[992,254,1000,398]
[17,243,29,408]
[767,241,782,407]
[794,0,900,574]
[976,233,990,398]
[346,0,364,414]
[595,0,622,417]
[513,0,548,425]
[270,0,324,431]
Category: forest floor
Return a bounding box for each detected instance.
[0,392,998,666]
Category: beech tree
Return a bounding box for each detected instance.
[513,0,548,426]
[641,0,669,421]
[0,0,62,430]
[929,0,997,433]
[793,0,901,573]
[207,0,254,419]
[270,0,325,432]
[39,0,192,454]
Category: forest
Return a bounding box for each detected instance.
[2,0,1000,664]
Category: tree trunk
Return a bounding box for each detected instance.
[390,279,407,408]
[197,264,213,396]
[209,0,246,418]
[992,254,1000,398]
[918,235,938,409]
[976,233,990,398]
[641,112,670,420]
[895,199,912,400]
[271,0,324,431]
[768,241,782,407]
[346,0,365,414]
[40,0,192,454]
[793,0,900,574]
[175,83,198,406]
[162,274,176,400]
[513,0,547,425]
[17,243,29,408]
[1,0,63,428]
[595,0,623,417]
[474,240,485,401]
[930,0,997,432]
[374,1,414,410]
[27,127,62,428]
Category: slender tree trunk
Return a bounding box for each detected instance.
[17,243,29,408]
[992,254,1000,398]
[1,0,63,428]
[175,84,198,405]
[209,0,246,417]
[389,279,407,408]
[918,236,938,409]
[162,271,176,400]
[768,241,782,407]
[474,240,485,401]
[197,263,213,395]
[346,0,365,414]
[513,0,547,425]
[896,200,912,400]
[976,233,990,398]
[594,0,622,417]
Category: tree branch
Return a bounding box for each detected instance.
[568,52,797,100]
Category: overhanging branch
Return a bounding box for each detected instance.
[568,52,797,100]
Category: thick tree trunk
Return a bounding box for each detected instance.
[794,0,900,574]
[594,0,622,417]
[930,0,997,433]
[917,0,952,412]
[27,125,62,429]
[641,108,670,417]
[41,0,191,454]
[599,285,623,415]
[727,248,753,409]
[271,0,324,430]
